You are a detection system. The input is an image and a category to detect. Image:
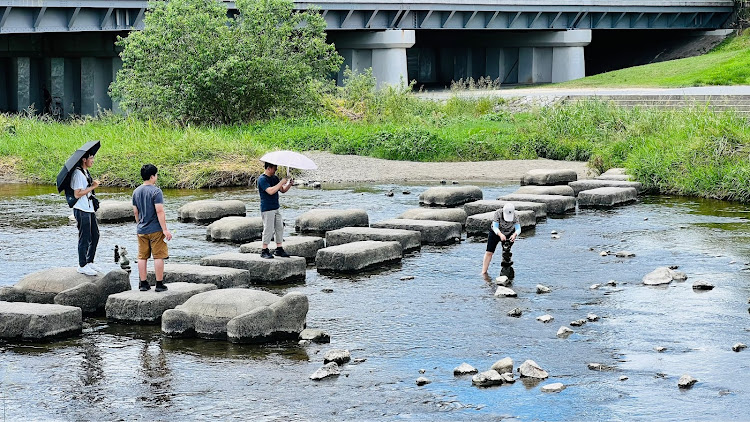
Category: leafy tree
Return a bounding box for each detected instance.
[111,0,342,124]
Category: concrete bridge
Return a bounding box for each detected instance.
[0,0,735,115]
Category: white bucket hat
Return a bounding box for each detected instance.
[502,203,515,222]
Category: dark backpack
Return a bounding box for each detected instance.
[63,167,93,208]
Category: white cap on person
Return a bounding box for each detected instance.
[502,203,515,222]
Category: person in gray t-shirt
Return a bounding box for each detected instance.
[481,203,521,275]
[132,164,172,292]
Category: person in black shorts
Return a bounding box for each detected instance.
[481,203,521,275]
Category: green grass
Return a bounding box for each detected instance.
[557,30,750,87]
[2,98,750,202]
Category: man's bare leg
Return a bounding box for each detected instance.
[481,252,493,275]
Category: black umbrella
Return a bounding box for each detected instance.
[56,140,101,192]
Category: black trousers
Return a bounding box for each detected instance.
[74,209,100,268]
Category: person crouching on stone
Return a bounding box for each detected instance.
[258,162,292,259]
[481,203,521,275]
[132,164,172,292]
[71,152,101,276]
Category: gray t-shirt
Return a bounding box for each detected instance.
[492,209,520,236]
[132,184,164,235]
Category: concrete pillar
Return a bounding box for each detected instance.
[552,46,586,83]
[111,56,123,114]
[337,49,373,85]
[50,58,78,119]
[518,47,552,84]
[81,57,112,116]
[10,57,32,111]
[333,30,415,88]
[0,59,8,111]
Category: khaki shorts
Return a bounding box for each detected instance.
[137,231,169,260]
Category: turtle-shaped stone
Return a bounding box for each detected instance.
[161,288,307,343]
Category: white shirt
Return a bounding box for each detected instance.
[70,168,95,213]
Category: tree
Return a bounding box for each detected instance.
[110,0,342,124]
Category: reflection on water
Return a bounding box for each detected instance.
[0,183,749,420]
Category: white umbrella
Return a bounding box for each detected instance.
[259,150,318,170]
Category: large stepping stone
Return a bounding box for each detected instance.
[106,282,217,324]
[316,241,402,273]
[521,169,577,186]
[0,301,82,341]
[398,207,467,226]
[371,219,461,245]
[466,210,536,236]
[326,227,421,253]
[419,186,483,207]
[569,180,643,196]
[499,194,576,215]
[464,200,547,219]
[162,289,308,343]
[0,269,130,315]
[178,199,246,223]
[596,168,632,181]
[201,253,306,284]
[514,185,575,197]
[578,187,638,207]
[295,208,369,233]
[206,216,263,243]
[95,200,134,223]
[240,236,325,261]
[147,264,251,289]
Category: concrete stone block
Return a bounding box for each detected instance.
[147,264,251,289]
[577,187,638,207]
[326,227,421,253]
[95,200,134,223]
[316,241,402,273]
[371,219,461,245]
[569,180,644,196]
[106,282,217,324]
[465,210,536,236]
[206,216,263,243]
[398,208,467,226]
[295,208,369,233]
[464,200,547,219]
[499,194,576,215]
[419,186,483,207]
[240,236,325,261]
[161,289,308,343]
[514,185,575,197]
[0,301,82,341]
[177,199,246,223]
[521,169,578,186]
[596,168,632,181]
[200,253,306,284]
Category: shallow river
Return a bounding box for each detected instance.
[0,182,748,421]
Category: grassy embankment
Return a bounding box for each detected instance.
[1,95,749,201]
[558,29,750,87]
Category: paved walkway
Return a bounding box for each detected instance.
[418,86,750,100]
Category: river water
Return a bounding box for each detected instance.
[0,182,748,421]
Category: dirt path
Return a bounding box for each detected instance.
[297,151,591,184]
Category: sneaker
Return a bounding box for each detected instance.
[139,280,151,291]
[274,247,290,258]
[87,263,104,273]
[77,265,98,276]
[155,282,168,292]
[260,248,274,259]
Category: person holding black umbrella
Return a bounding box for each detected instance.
[70,150,101,275]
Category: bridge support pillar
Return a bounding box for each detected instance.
[50,58,80,118]
[516,30,590,84]
[81,57,113,116]
[9,58,33,112]
[333,30,416,88]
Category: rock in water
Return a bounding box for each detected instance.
[557,327,574,338]
[586,313,600,322]
[494,287,517,297]
[732,343,747,352]
[323,349,351,365]
[536,314,554,323]
[678,374,697,389]
[541,382,565,393]
[491,357,513,374]
[536,285,551,294]
[416,377,431,386]
[507,308,522,318]
[472,370,504,387]
[518,360,549,379]
[692,281,714,291]
[570,319,587,327]
[453,363,478,375]
[310,362,340,380]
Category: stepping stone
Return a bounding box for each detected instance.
[464,200,547,219]
[206,216,263,243]
[596,168,632,181]
[514,185,575,196]
[0,268,130,315]
[569,180,644,196]
[178,199,246,223]
[95,200,134,223]
[147,264,251,289]
[521,169,577,186]
[105,282,217,324]
[398,208,467,226]
[316,241,402,273]
[201,253,306,284]
[240,236,325,261]
[162,289,308,343]
[419,186,483,207]
[371,219,461,245]
[499,194,576,215]
[295,208,368,234]
[577,187,638,207]
[0,301,82,341]
[465,210,536,236]
[326,227,420,253]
